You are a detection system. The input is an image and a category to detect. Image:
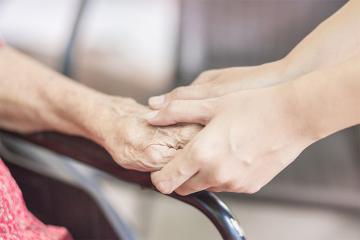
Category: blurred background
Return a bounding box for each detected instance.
[1,0,360,239]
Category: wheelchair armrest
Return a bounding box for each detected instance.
[0,130,245,240]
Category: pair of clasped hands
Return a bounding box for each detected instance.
[3,0,359,197]
[145,0,360,195]
[145,63,315,196]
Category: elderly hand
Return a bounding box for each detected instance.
[87,96,201,172]
[0,47,200,172]
[146,82,318,195]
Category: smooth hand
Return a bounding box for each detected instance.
[146,85,317,195]
[148,61,289,109]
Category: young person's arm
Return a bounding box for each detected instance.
[147,51,360,195]
[0,46,199,171]
[148,0,360,108]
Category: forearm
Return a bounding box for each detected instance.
[0,46,201,171]
[280,0,360,81]
[282,51,360,141]
[0,46,110,138]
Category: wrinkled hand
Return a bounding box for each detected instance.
[149,61,288,109]
[146,84,317,195]
[88,96,201,172]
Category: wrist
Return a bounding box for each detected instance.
[273,57,304,82]
[78,95,148,145]
[279,68,359,144]
[254,59,297,87]
[39,76,108,138]
[272,75,327,145]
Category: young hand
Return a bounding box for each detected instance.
[146,84,317,195]
[148,61,290,109]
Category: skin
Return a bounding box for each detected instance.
[147,52,360,195]
[146,0,360,195]
[149,0,360,107]
[0,46,200,172]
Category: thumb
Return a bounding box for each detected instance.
[145,99,214,126]
[151,148,198,194]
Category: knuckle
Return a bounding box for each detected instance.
[191,140,220,160]
[211,172,229,185]
[145,146,163,162]
[174,166,187,177]
[178,125,202,143]
[166,101,179,114]
[173,164,193,178]
[199,101,215,122]
[191,146,213,165]
[171,87,186,98]
[143,158,163,170]
[117,160,134,170]
[111,149,127,166]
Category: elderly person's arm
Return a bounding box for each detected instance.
[0,46,199,171]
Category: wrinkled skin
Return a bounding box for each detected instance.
[92,97,201,171]
[0,46,200,172]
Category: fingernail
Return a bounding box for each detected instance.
[157,181,173,194]
[149,95,165,108]
[145,111,158,120]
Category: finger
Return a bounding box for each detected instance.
[192,69,221,85]
[151,147,199,194]
[206,187,223,192]
[143,145,176,170]
[206,183,233,193]
[206,180,235,192]
[148,84,212,109]
[145,99,214,126]
[148,69,222,109]
[175,171,211,196]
